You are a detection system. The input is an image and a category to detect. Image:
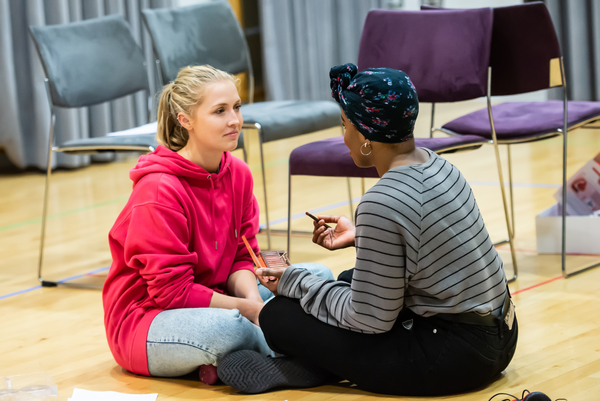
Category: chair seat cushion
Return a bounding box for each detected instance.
[241,100,341,143]
[414,135,488,153]
[58,134,158,154]
[289,135,487,178]
[442,100,600,141]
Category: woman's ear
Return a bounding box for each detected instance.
[177,113,192,131]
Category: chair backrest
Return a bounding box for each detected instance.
[141,1,251,85]
[489,2,562,95]
[29,15,149,109]
[357,8,493,103]
[421,2,562,96]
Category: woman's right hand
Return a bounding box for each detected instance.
[210,292,264,326]
[312,215,355,250]
[238,299,264,326]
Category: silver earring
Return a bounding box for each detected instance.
[360,142,372,156]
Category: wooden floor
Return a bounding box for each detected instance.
[2,100,600,400]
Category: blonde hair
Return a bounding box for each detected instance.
[156,65,238,151]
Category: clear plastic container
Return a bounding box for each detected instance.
[0,373,57,401]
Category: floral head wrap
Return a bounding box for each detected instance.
[330,63,419,143]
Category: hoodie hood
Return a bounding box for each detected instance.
[130,145,230,184]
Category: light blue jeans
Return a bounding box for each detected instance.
[146,263,334,377]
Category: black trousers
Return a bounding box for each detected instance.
[259,296,518,396]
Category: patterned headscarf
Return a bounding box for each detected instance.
[330,63,419,143]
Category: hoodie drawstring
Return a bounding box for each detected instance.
[210,162,238,251]
[207,174,217,250]
[228,163,239,240]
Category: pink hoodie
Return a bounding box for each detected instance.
[102,145,260,376]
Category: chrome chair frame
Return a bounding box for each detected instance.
[31,15,157,288]
[432,59,600,278]
[37,80,155,289]
[426,80,517,281]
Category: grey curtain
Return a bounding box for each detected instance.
[0,0,174,170]
[259,0,389,102]
[546,0,600,101]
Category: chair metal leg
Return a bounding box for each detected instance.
[507,144,515,239]
[287,171,292,256]
[38,79,105,289]
[557,59,600,278]
[556,129,599,277]
[256,124,272,250]
[38,117,104,289]
[38,113,56,287]
[347,177,354,222]
[241,130,248,163]
[560,61,569,277]
[487,67,518,283]
[562,260,600,277]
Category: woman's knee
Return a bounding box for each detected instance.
[195,308,268,355]
[259,296,288,334]
[148,308,247,343]
[291,262,334,280]
[259,297,306,353]
[147,308,271,375]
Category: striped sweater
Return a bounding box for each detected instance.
[278,149,507,334]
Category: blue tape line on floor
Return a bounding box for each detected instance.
[0,285,42,300]
[0,266,110,300]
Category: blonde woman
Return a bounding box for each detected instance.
[102,65,333,384]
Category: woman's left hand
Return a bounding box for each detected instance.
[256,267,286,296]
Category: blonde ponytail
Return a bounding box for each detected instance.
[156,65,238,152]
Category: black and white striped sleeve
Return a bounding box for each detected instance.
[277,151,507,327]
[277,196,416,334]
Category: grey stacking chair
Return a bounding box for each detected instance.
[29,15,157,288]
[141,2,342,249]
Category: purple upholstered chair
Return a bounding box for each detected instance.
[286,8,519,278]
[287,135,489,252]
[424,2,600,277]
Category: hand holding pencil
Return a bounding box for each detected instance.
[310,214,356,251]
[241,235,281,289]
[305,211,331,229]
[255,267,284,296]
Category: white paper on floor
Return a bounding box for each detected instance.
[69,388,158,401]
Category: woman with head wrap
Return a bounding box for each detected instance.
[219,64,518,396]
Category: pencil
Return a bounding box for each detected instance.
[305,211,332,229]
[241,235,263,270]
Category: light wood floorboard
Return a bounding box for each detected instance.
[1,100,600,400]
